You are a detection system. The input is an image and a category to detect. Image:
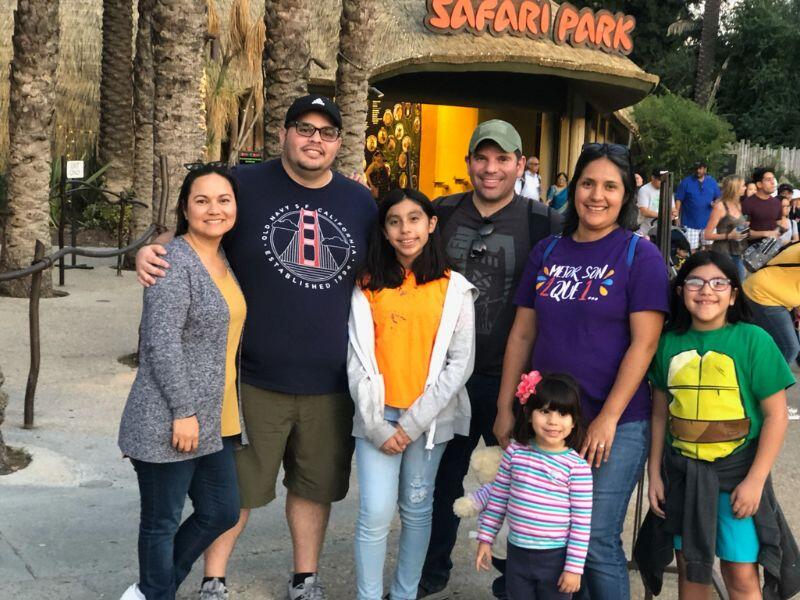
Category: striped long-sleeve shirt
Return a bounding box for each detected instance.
[477,442,593,574]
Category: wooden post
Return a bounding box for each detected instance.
[568,93,587,178]
[116,194,126,276]
[23,240,45,429]
[539,113,555,193]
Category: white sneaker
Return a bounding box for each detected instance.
[288,574,326,600]
[789,406,799,421]
[120,584,145,600]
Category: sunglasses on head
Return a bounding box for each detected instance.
[582,143,630,157]
[184,161,228,171]
[470,219,495,258]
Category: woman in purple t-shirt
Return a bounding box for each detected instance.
[493,144,670,599]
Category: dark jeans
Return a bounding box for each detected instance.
[132,437,240,600]
[505,544,571,600]
[421,373,502,591]
[747,297,800,363]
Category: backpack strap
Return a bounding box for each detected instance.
[542,235,562,263]
[543,231,640,267]
[433,192,472,231]
[626,234,641,267]
[527,196,564,245]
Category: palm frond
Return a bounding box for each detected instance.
[667,18,701,37]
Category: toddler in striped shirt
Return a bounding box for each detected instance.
[476,372,593,599]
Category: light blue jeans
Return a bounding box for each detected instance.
[574,419,650,600]
[355,407,446,600]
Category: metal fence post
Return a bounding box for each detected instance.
[23,239,45,429]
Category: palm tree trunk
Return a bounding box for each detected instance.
[99,0,135,194]
[262,0,311,160]
[152,0,207,231]
[334,0,375,177]
[0,0,59,297]
[131,0,155,241]
[694,0,721,107]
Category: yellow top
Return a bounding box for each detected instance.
[363,272,449,409]
[212,270,246,436]
[743,243,800,309]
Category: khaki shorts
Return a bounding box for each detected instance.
[235,383,354,507]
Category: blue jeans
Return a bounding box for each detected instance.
[574,420,650,600]
[421,373,503,593]
[747,298,800,363]
[355,408,447,600]
[132,437,240,600]
[730,255,746,284]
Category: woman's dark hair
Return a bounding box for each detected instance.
[175,164,240,236]
[555,171,568,185]
[562,144,639,236]
[667,250,753,333]
[514,372,585,451]
[359,188,450,290]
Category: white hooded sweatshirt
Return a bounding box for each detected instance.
[347,271,477,450]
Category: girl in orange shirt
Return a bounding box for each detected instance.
[348,188,477,600]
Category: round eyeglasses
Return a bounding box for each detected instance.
[288,120,341,142]
[683,277,731,292]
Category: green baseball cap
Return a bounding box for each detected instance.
[468,119,523,154]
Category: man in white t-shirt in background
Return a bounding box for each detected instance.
[636,167,674,237]
[514,155,541,201]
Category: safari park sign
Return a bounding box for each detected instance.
[425,0,636,56]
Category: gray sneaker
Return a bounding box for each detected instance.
[199,578,229,600]
[287,574,326,600]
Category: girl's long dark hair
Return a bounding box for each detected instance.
[359,188,450,290]
[561,144,639,236]
[175,164,240,236]
[667,250,753,333]
[514,372,585,451]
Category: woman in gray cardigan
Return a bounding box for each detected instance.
[119,164,246,600]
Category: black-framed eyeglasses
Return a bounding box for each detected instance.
[184,161,228,171]
[683,277,731,292]
[582,142,630,157]
[470,219,495,258]
[288,120,341,142]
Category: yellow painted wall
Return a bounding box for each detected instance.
[419,104,478,200]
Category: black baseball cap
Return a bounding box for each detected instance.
[692,160,708,169]
[778,183,794,195]
[284,95,342,130]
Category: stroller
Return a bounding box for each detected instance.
[645,224,690,279]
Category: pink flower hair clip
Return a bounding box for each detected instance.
[515,370,543,405]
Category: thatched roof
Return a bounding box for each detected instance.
[310,0,658,113]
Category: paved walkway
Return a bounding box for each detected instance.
[1,254,798,599]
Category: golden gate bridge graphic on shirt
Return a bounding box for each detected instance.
[268,208,352,283]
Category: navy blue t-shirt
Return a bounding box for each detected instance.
[224,159,377,394]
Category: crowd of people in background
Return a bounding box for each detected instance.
[118,95,799,600]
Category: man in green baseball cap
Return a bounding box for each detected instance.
[468,119,524,155]
[418,119,562,600]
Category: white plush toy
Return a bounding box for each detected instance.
[453,446,509,560]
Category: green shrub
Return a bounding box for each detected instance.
[633,94,736,180]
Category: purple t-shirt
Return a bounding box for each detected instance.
[514,228,670,423]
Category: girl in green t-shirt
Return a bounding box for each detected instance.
[647,251,794,598]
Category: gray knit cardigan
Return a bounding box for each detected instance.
[118,237,246,463]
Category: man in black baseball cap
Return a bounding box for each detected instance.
[135,93,376,600]
[284,94,343,130]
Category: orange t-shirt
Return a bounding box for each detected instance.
[363,272,449,409]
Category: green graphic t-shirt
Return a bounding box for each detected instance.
[649,322,794,462]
